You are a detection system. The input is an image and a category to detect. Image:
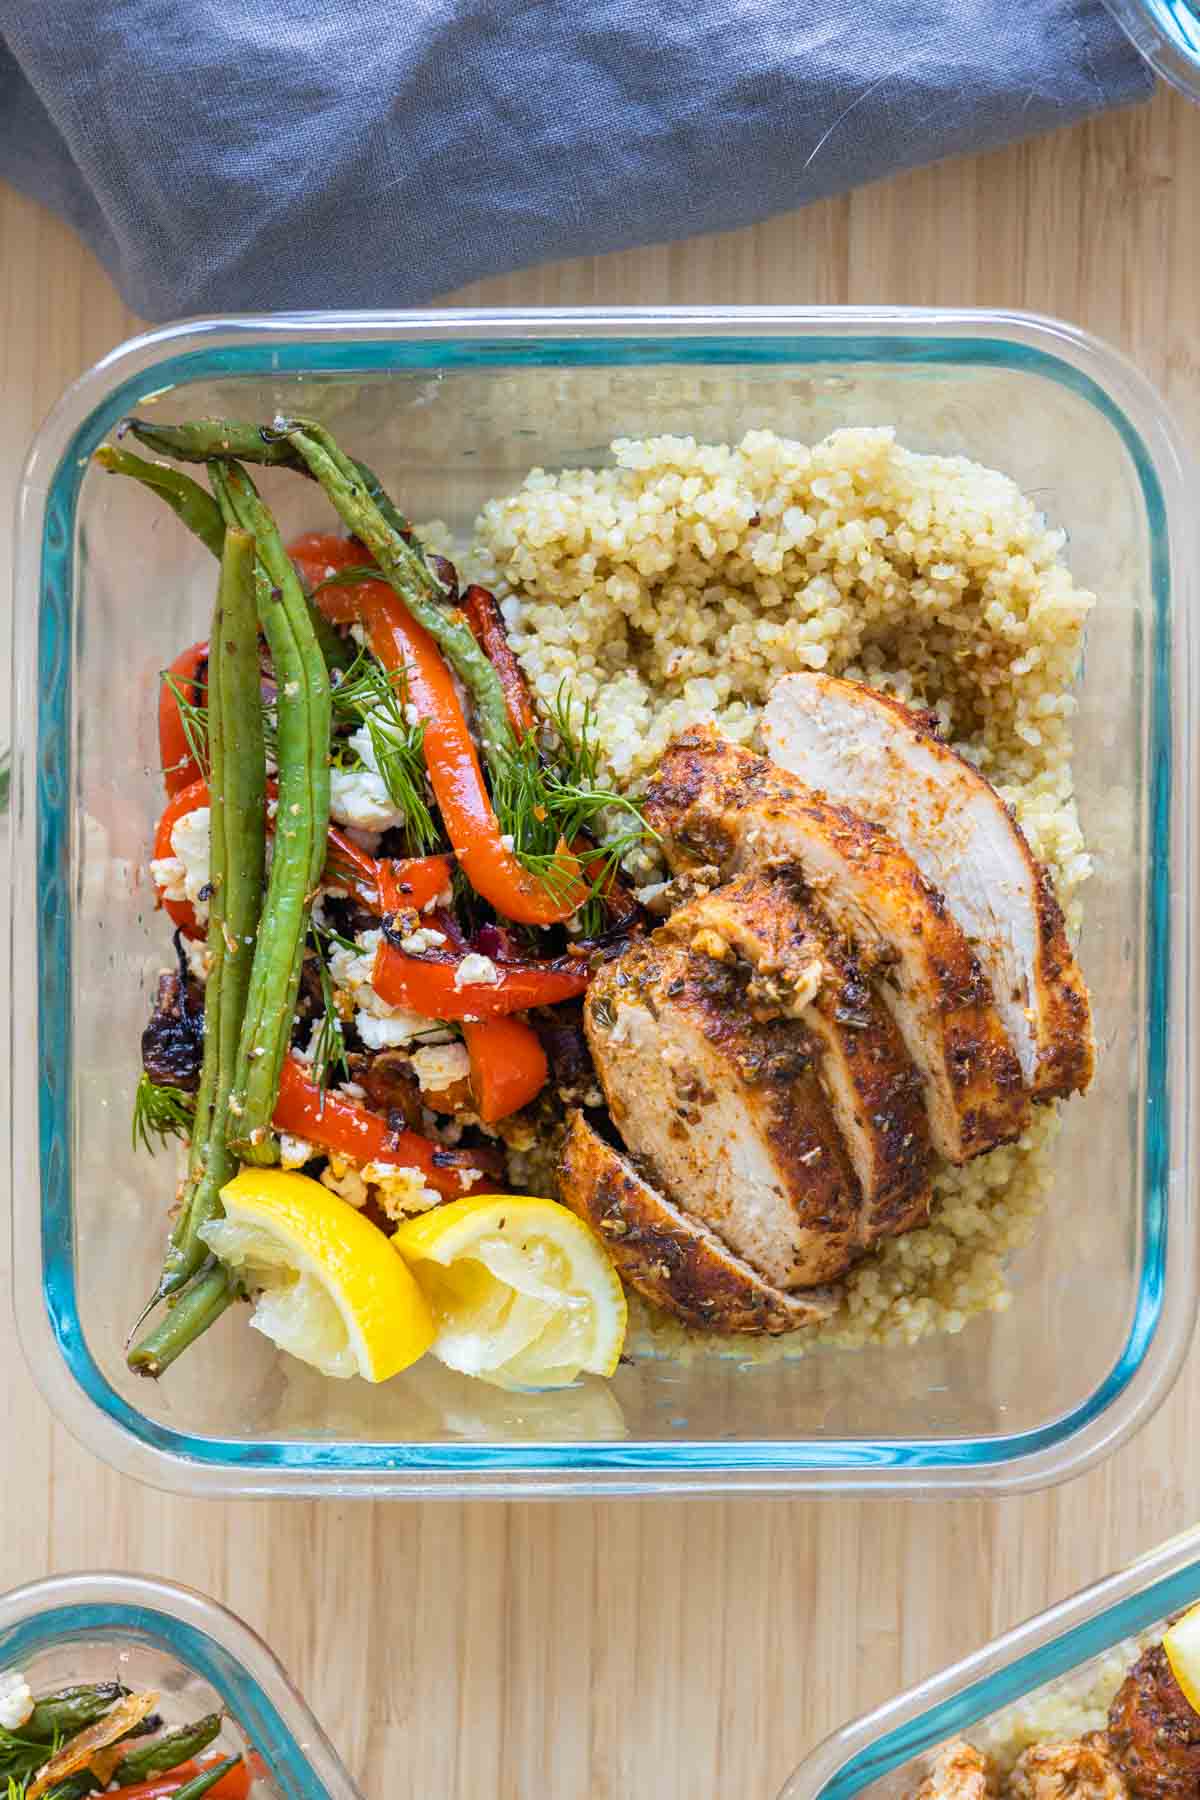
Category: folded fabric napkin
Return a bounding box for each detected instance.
[0,1,1150,321]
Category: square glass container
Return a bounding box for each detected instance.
[0,1572,360,1798]
[780,1525,1200,1800]
[1101,0,1200,101]
[9,305,1197,1497]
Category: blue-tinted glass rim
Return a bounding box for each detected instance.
[0,1599,335,1798]
[813,1552,1200,1800]
[35,329,1173,1476]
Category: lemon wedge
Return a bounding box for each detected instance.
[393,1194,627,1390]
[1165,1604,1200,1715]
[203,1168,434,1382]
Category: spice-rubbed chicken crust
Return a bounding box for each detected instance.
[662,870,932,1238]
[1107,1645,1200,1800]
[558,1111,834,1333]
[763,672,1094,1099]
[584,936,866,1290]
[645,729,1031,1164]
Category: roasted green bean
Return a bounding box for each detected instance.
[25,1685,131,1743]
[170,1754,244,1798]
[93,441,354,674]
[114,1715,222,1785]
[277,418,516,772]
[166,525,267,1287]
[93,444,226,557]
[209,462,331,1162]
[128,1261,239,1377]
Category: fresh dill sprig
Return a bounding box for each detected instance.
[491,683,655,932]
[330,652,438,853]
[131,1073,195,1154]
[161,671,210,782]
[309,564,377,597]
[308,922,351,1101]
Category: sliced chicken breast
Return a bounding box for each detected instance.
[644,729,1030,1163]
[585,936,867,1290]
[663,870,932,1239]
[763,672,1094,1098]
[558,1111,834,1333]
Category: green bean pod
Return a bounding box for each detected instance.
[93,445,226,557]
[169,1754,244,1798]
[209,461,331,1163]
[162,524,268,1288]
[128,1261,239,1378]
[94,441,354,674]
[25,1684,131,1743]
[278,419,516,772]
[121,416,308,471]
[114,1715,223,1784]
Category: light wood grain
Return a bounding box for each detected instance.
[2,86,1199,1800]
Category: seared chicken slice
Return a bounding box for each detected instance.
[663,871,932,1238]
[763,672,1094,1098]
[584,936,865,1290]
[644,729,1030,1163]
[558,1112,834,1333]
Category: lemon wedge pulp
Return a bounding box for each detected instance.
[203,1168,434,1382]
[1164,1603,1200,1715]
[393,1194,627,1390]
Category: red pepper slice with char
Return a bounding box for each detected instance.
[272,1055,495,1198]
[373,937,590,1021]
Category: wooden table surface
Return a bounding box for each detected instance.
[2,84,1198,1800]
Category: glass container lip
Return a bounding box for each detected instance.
[0,1571,361,1799]
[1100,0,1200,104]
[10,304,1198,1497]
[783,1526,1200,1800]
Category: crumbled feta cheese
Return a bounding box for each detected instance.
[279,1133,313,1170]
[362,1162,441,1220]
[0,1667,34,1731]
[150,805,211,921]
[411,1041,471,1096]
[355,1008,433,1050]
[328,929,442,1041]
[321,1154,369,1208]
[454,952,500,989]
[329,760,402,833]
[398,927,447,954]
[183,937,213,984]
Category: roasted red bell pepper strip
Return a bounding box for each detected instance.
[461,583,537,738]
[115,1756,254,1800]
[358,586,585,924]
[373,938,590,1020]
[152,776,211,938]
[463,1014,549,1122]
[295,537,583,925]
[159,641,208,795]
[272,1054,493,1198]
[431,912,550,1119]
[375,854,453,916]
[287,531,371,621]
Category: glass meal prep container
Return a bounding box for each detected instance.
[0,1571,359,1798]
[8,305,1197,1498]
[1101,0,1200,100]
[780,1525,1200,1800]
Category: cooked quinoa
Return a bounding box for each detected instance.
[965,1632,1155,1776]
[467,426,1095,1355]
